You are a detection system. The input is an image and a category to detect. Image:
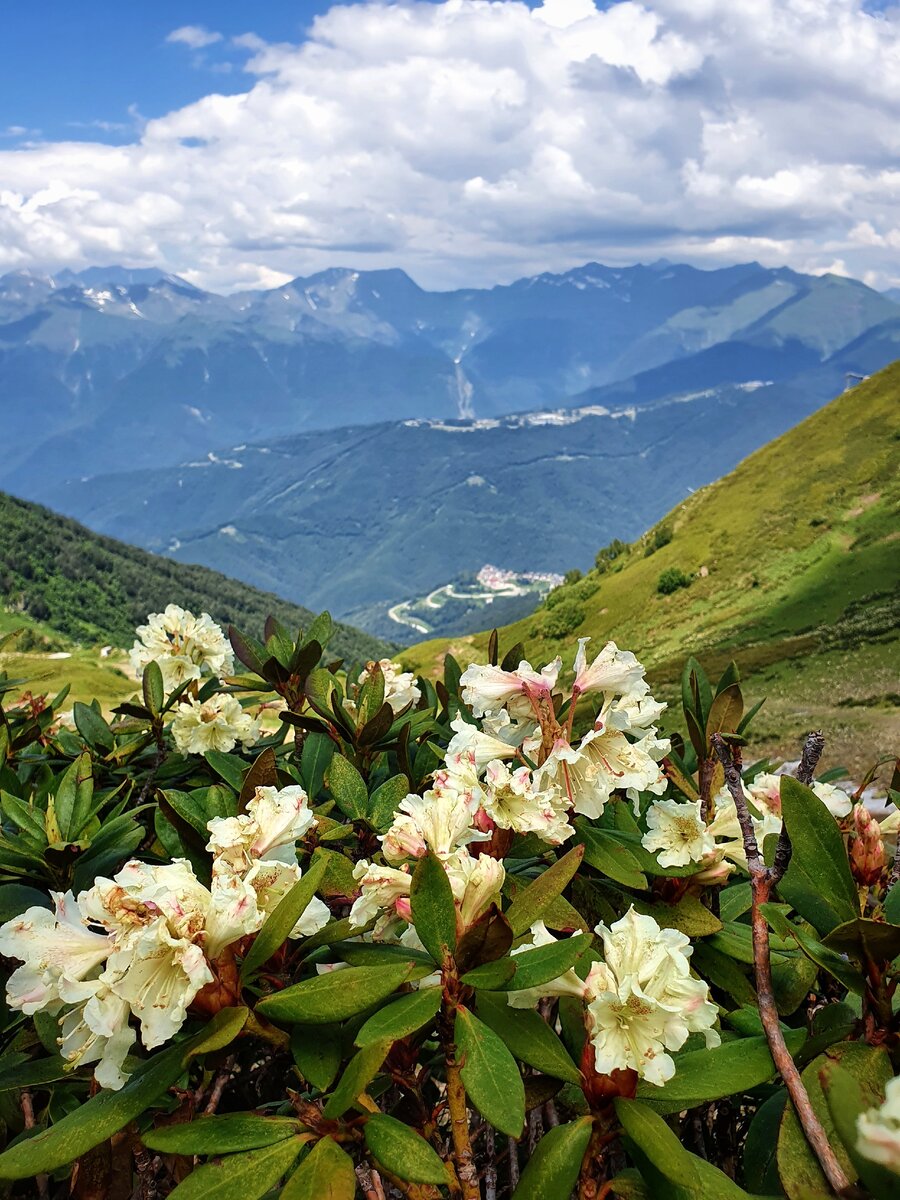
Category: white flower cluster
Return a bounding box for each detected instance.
[350,638,668,942]
[0,785,327,1091]
[350,755,505,939]
[457,637,669,827]
[858,1075,900,1174]
[507,908,720,1086]
[129,604,234,690]
[171,693,260,756]
[347,659,422,717]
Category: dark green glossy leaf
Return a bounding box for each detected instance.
[477,993,581,1085]
[354,987,442,1048]
[505,844,585,937]
[364,1114,448,1185]
[143,1114,300,1155]
[511,1117,593,1200]
[240,856,328,983]
[323,1040,390,1118]
[256,963,414,1024]
[455,1007,524,1137]
[410,852,457,962]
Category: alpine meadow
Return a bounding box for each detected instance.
[0,2,899,1199]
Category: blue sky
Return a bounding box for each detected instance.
[1,0,899,292]
[0,3,329,143]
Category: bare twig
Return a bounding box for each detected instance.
[440,999,480,1200]
[203,1054,236,1114]
[712,733,849,1196]
[508,1136,520,1191]
[484,1125,497,1200]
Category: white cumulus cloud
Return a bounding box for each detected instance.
[166,25,224,50]
[1,0,900,290]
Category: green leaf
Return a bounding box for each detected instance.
[240,857,328,983]
[205,750,247,793]
[73,701,114,751]
[761,904,865,994]
[630,894,722,938]
[455,1007,525,1137]
[884,881,900,925]
[511,1117,593,1200]
[822,917,900,963]
[142,660,165,716]
[410,852,457,962]
[460,958,517,990]
[291,1024,342,1091]
[367,775,411,833]
[743,1091,787,1197]
[635,1032,806,1115]
[256,963,414,1024]
[777,1042,892,1198]
[364,1114,448,1185]
[299,732,335,801]
[143,1114,301,1155]
[778,775,858,935]
[575,823,647,890]
[476,993,581,1085]
[0,1008,248,1180]
[53,752,94,841]
[323,1040,389,1118]
[505,844,585,937]
[502,932,592,992]
[0,1057,71,1093]
[326,755,368,821]
[705,683,743,741]
[280,1136,356,1200]
[167,1138,303,1199]
[0,883,51,924]
[354,987,442,1048]
[615,1097,699,1191]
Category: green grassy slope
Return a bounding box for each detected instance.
[406,363,900,769]
[0,491,392,661]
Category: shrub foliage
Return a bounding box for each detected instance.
[0,607,896,1200]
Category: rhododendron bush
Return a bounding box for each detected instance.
[0,612,897,1200]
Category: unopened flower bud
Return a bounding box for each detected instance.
[848,804,885,888]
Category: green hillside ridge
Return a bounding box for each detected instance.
[406,362,900,769]
[0,491,392,662]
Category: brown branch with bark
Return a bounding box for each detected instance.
[712,731,851,1197]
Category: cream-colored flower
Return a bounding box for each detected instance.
[747,772,852,820]
[572,638,647,699]
[381,788,487,865]
[460,658,561,720]
[445,712,532,771]
[349,861,412,930]
[506,921,589,1009]
[583,907,719,1086]
[244,860,331,938]
[536,725,667,819]
[858,1076,900,1174]
[129,604,233,690]
[707,786,782,868]
[102,919,213,1050]
[357,659,422,714]
[57,978,135,1091]
[482,760,573,845]
[171,694,260,755]
[642,799,716,868]
[606,684,667,732]
[0,892,112,1015]
[207,784,316,873]
[444,849,506,930]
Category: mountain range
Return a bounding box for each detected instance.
[3,258,900,636]
[2,258,898,491]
